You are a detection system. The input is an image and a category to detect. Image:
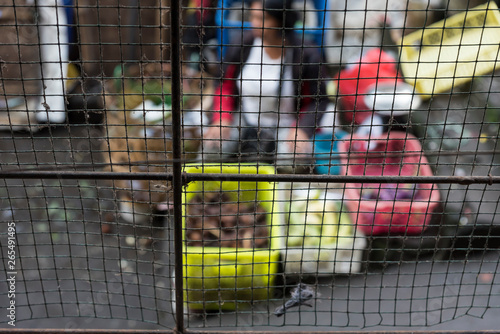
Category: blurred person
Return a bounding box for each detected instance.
[203,0,329,170]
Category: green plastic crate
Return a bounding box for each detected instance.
[182,164,282,311]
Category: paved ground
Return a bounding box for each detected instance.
[0,114,497,332]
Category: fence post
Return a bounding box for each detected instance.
[170,0,184,331]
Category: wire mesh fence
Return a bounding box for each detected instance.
[0,0,500,332]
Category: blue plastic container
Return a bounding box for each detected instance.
[313,130,347,175]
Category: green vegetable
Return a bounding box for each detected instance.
[286,193,344,248]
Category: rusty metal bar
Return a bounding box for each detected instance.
[0,170,499,185]
[0,330,498,334]
[0,331,173,334]
[169,0,184,329]
[185,331,500,334]
[181,173,500,185]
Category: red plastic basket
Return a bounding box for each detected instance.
[340,132,441,235]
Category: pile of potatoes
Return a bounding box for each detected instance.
[185,192,269,249]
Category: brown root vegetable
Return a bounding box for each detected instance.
[186,230,203,247]
[237,213,255,227]
[254,224,269,248]
[256,211,267,225]
[238,227,253,249]
[185,193,269,249]
[220,229,237,248]
[219,213,238,227]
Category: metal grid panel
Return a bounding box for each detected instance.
[0,0,499,332]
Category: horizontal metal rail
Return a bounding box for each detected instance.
[0,170,498,185]
[0,330,499,334]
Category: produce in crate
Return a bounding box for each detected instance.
[360,183,419,201]
[182,164,280,312]
[185,192,269,249]
[340,132,441,235]
[287,189,348,248]
[281,185,366,276]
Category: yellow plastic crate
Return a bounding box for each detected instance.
[399,1,500,98]
[182,164,282,311]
